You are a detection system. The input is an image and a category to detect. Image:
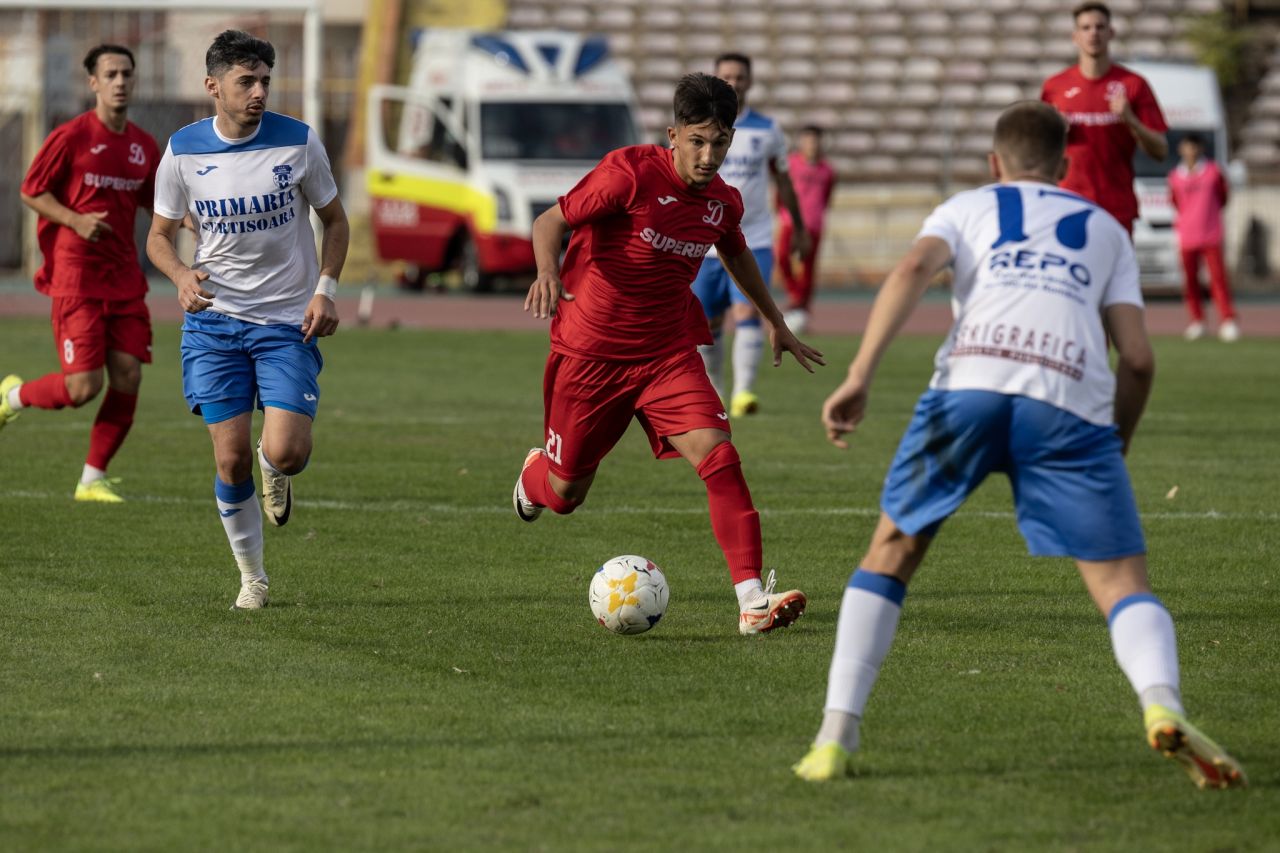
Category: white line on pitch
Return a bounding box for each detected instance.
[0,490,1274,522]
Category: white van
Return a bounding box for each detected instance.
[366,29,645,290]
[1127,60,1230,290]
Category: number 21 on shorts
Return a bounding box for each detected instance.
[546,428,564,465]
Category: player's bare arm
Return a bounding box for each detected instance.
[524,204,574,319]
[146,213,213,313]
[720,247,824,372]
[1108,89,1168,161]
[301,196,349,343]
[823,236,951,449]
[1104,303,1155,455]
[772,170,811,257]
[20,191,113,243]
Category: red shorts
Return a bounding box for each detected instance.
[542,348,730,480]
[51,296,153,373]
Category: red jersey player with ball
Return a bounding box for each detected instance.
[2,45,160,502]
[515,73,825,635]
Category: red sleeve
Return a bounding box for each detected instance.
[1039,79,1054,104]
[558,152,635,228]
[714,189,748,256]
[21,125,72,198]
[140,136,160,209]
[1131,78,1168,133]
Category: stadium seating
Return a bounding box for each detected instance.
[504,0,1264,185]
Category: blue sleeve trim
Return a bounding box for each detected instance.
[214,476,256,504]
[170,113,309,155]
[1107,592,1164,627]
[849,569,907,606]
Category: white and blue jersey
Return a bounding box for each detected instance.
[153,111,338,327]
[920,181,1143,426]
[878,181,1148,560]
[715,108,788,251]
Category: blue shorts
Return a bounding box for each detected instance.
[690,247,774,320]
[180,311,323,425]
[881,389,1145,561]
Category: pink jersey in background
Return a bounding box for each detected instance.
[779,152,836,234]
[1168,159,1228,250]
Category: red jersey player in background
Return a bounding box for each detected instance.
[1,44,161,503]
[1041,1,1167,234]
[775,125,837,334]
[514,73,825,635]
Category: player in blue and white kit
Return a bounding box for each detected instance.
[793,102,1245,789]
[692,53,810,418]
[146,30,349,611]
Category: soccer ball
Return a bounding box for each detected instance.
[589,555,669,635]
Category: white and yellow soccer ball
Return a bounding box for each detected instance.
[589,555,669,635]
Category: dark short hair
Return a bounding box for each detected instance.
[673,73,738,130]
[206,29,275,77]
[1072,1,1111,22]
[83,44,135,75]
[1181,132,1205,147]
[993,101,1068,177]
[799,124,824,136]
[714,52,752,75]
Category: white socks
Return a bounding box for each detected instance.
[699,332,725,399]
[1108,593,1183,714]
[7,385,24,410]
[734,577,765,610]
[80,464,106,486]
[819,570,907,750]
[214,476,266,585]
[731,322,764,397]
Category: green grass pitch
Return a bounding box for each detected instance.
[1,316,1277,850]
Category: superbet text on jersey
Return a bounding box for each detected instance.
[552,145,748,362]
[21,111,160,299]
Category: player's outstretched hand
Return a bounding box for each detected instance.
[822,374,870,449]
[73,211,113,243]
[302,293,340,343]
[177,268,214,314]
[771,324,826,373]
[524,270,573,320]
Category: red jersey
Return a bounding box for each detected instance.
[1041,63,1167,227]
[553,145,748,362]
[21,111,160,299]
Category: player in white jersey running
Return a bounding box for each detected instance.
[691,53,810,418]
[146,30,350,611]
[793,102,1245,789]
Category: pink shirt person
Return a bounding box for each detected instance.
[1167,141,1237,339]
[775,129,836,324]
[1168,158,1227,250]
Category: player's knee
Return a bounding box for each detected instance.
[215,453,254,485]
[109,361,143,393]
[267,444,310,475]
[64,372,103,406]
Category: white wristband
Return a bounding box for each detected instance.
[315,274,338,300]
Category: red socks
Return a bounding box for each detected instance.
[520,450,581,514]
[87,388,137,471]
[18,373,73,410]
[696,441,763,584]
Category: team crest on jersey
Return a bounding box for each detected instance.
[702,200,725,227]
[751,137,763,153]
[272,164,293,190]
[1105,81,1126,100]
